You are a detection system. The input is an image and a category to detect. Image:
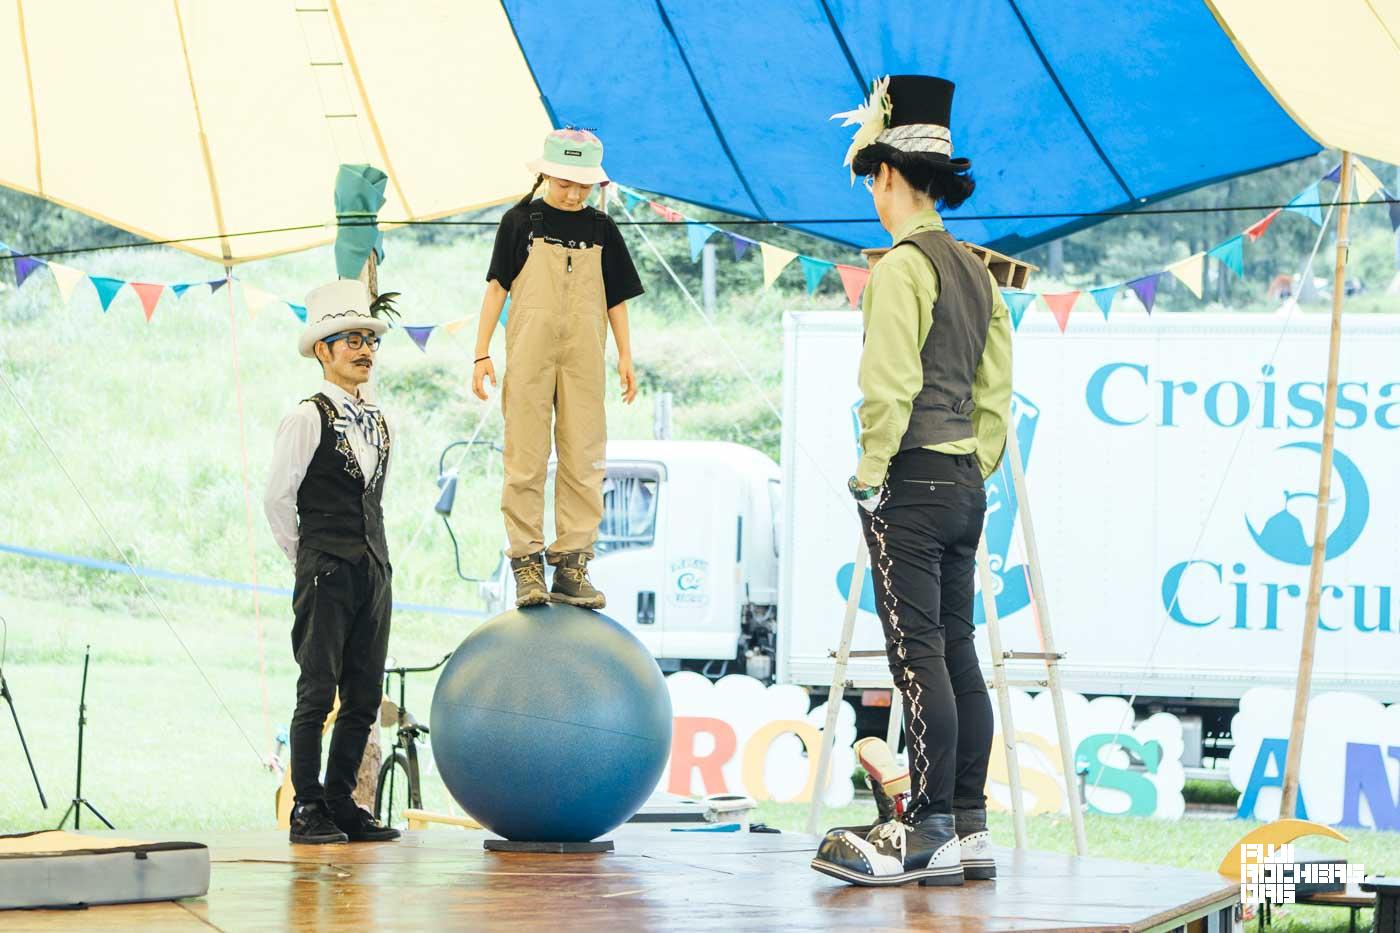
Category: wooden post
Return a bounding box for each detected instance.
[1280,151,1353,820]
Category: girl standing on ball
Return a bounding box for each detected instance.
[471,128,642,610]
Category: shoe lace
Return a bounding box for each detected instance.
[561,565,589,584]
[872,819,908,857]
[515,563,545,587]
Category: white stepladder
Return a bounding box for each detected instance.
[805,425,1089,857]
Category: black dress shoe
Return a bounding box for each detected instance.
[328,796,401,842]
[289,800,349,845]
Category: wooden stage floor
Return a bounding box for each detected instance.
[7,825,1240,932]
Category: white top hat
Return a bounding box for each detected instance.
[299,279,388,358]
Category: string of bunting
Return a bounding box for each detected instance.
[616,184,873,309]
[998,157,1395,333]
[0,249,476,352]
[4,158,1393,348]
[619,157,1397,334]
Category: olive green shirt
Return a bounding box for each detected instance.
[856,208,1013,487]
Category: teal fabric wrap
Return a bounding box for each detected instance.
[334,163,388,279]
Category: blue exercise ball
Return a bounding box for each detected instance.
[430,602,673,842]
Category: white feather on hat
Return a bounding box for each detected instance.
[831,75,892,184]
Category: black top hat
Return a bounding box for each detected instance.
[833,74,970,174]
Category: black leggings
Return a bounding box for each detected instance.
[860,449,993,820]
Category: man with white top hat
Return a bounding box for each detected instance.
[264,278,400,845]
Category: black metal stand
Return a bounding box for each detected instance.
[56,646,113,830]
[1,663,46,808]
[484,839,614,854]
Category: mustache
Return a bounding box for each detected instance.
[352,356,373,366]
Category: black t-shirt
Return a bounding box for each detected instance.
[486,200,644,309]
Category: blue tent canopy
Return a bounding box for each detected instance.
[503,0,1321,252]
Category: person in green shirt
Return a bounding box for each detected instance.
[812,75,1012,889]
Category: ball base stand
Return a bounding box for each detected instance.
[484,839,614,854]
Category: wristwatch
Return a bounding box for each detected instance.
[848,475,882,511]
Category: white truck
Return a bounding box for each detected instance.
[479,311,1400,756]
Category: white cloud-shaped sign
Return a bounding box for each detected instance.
[660,672,856,807]
[1231,688,1400,830]
[989,689,1186,820]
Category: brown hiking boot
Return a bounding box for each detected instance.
[549,552,606,609]
[511,552,549,607]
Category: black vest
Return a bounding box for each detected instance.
[894,230,994,452]
[295,393,390,565]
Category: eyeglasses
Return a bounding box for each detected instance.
[323,331,380,351]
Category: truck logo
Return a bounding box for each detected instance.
[838,393,1040,625]
[670,558,710,607]
[1246,443,1368,565]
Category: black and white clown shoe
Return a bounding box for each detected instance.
[811,813,963,887]
[955,806,996,880]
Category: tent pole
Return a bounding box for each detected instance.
[1279,151,1352,821]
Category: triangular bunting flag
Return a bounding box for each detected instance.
[13,254,44,287]
[47,263,87,304]
[242,283,278,320]
[687,223,717,261]
[209,278,228,294]
[1323,163,1342,184]
[799,256,835,295]
[648,201,683,223]
[90,276,125,312]
[1041,291,1079,333]
[171,283,193,298]
[1088,285,1117,320]
[1167,253,1206,299]
[622,191,645,211]
[760,243,798,290]
[289,303,307,323]
[1285,183,1322,227]
[1244,208,1281,242]
[1128,273,1161,313]
[730,233,752,260]
[443,317,470,334]
[130,283,164,322]
[1002,290,1036,329]
[835,264,870,308]
[404,325,435,352]
[1207,235,1245,277]
[1389,198,1400,233]
[1352,159,1385,202]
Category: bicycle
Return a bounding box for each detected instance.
[374,652,451,829]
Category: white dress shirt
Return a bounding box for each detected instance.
[263,380,392,564]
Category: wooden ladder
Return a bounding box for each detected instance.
[806,425,1088,855]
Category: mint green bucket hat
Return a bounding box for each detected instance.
[526,127,610,186]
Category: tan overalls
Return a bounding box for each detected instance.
[501,211,609,561]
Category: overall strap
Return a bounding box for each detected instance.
[529,211,546,240]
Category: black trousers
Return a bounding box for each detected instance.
[859,449,993,820]
[289,546,392,803]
